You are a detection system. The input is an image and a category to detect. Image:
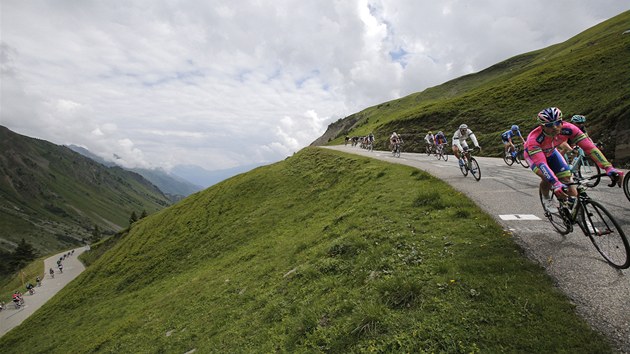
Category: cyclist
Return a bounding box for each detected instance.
[435,131,448,152]
[49,267,55,278]
[390,132,402,152]
[424,131,435,153]
[501,125,525,158]
[367,132,375,150]
[452,124,481,166]
[524,107,623,211]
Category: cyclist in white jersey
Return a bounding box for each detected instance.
[452,124,481,166]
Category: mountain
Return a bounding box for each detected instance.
[0,148,613,352]
[0,126,171,255]
[171,163,267,188]
[313,10,630,167]
[129,167,202,199]
[67,145,203,199]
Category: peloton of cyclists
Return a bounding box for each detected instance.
[501,125,525,158]
[452,124,481,166]
[523,107,623,212]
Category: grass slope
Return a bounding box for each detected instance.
[0,126,171,254]
[319,11,630,165]
[0,148,612,353]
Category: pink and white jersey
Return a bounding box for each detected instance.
[524,122,610,170]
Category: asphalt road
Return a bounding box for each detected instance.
[327,145,630,353]
[0,246,88,338]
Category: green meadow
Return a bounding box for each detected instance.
[0,148,612,353]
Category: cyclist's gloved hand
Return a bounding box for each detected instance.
[552,181,568,198]
[476,146,482,152]
[605,167,623,187]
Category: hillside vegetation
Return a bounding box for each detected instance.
[0,126,171,256]
[0,148,612,352]
[314,10,630,166]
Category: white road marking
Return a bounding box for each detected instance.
[499,214,541,220]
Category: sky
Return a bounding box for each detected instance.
[1,1,628,172]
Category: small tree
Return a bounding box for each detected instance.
[129,211,138,226]
[10,238,38,271]
[91,224,101,242]
[140,210,148,219]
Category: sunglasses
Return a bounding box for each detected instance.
[543,120,562,128]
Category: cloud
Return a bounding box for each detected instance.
[1,1,627,172]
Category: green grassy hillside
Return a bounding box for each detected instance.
[316,11,630,166]
[0,126,171,255]
[0,148,612,353]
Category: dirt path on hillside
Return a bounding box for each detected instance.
[0,246,88,337]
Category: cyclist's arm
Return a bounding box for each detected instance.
[469,132,480,148]
[567,123,613,170]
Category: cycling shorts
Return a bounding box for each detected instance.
[529,149,572,180]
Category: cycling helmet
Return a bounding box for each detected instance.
[570,115,586,123]
[459,124,468,130]
[437,131,443,135]
[537,107,562,125]
[511,125,519,131]
[428,131,432,134]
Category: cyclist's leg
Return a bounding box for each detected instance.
[546,150,577,197]
[452,143,460,160]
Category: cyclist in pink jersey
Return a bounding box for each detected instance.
[524,107,623,210]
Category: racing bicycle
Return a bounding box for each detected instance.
[435,143,448,161]
[539,173,629,269]
[459,147,481,181]
[565,146,601,187]
[503,144,529,168]
[392,142,402,158]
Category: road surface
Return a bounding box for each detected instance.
[327,145,630,353]
[0,246,88,338]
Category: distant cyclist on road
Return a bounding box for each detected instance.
[501,125,525,158]
[435,131,448,148]
[390,132,402,152]
[452,124,481,166]
[424,131,435,152]
[524,107,623,211]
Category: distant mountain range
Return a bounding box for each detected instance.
[66,145,203,200]
[0,126,172,254]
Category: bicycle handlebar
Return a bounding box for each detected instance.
[568,173,620,188]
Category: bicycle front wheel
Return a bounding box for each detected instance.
[622,172,629,202]
[442,151,448,162]
[579,200,630,268]
[539,188,571,235]
[469,158,481,181]
[577,158,601,187]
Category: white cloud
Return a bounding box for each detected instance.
[1,0,627,172]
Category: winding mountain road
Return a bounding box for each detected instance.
[326,145,630,353]
[0,246,88,338]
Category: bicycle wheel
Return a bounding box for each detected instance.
[517,150,529,168]
[460,158,469,177]
[469,158,481,181]
[539,188,571,235]
[578,200,630,269]
[503,153,514,166]
[623,172,630,202]
[577,157,601,187]
[395,146,401,158]
[442,150,448,162]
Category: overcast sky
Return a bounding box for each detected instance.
[1,1,628,172]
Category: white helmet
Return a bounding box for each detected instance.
[459,124,468,129]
